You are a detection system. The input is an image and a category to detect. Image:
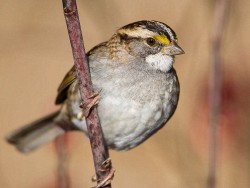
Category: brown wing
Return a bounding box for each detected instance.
[55,41,107,104]
[55,66,77,104]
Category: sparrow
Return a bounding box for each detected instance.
[6,20,184,153]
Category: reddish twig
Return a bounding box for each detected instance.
[207,0,230,188]
[55,135,70,188]
[62,0,112,187]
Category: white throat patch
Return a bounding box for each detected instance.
[145,53,174,72]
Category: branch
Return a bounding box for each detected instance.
[207,0,230,188]
[55,135,70,188]
[62,1,112,187]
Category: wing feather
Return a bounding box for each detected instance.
[55,66,76,104]
[55,41,107,105]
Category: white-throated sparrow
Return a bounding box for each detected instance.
[6,20,184,153]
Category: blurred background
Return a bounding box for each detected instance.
[1,0,250,187]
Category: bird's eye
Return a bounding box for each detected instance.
[146,38,156,46]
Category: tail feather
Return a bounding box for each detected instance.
[6,111,65,153]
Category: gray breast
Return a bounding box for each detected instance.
[67,53,180,150]
[89,60,180,149]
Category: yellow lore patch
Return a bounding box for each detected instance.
[154,34,170,44]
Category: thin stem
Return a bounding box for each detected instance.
[207,0,230,187]
[55,135,70,188]
[62,0,112,187]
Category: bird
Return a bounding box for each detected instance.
[6,20,184,153]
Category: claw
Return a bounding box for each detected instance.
[79,102,84,108]
[92,158,115,188]
[100,158,112,171]
[79,91,101,117]
[92,175,98,182]
[94,168,115,188]
[89,90,101,99]
[77,111,84,120]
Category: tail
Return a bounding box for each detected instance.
[6,111,65,153]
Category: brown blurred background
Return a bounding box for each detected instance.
[1,0,250,187]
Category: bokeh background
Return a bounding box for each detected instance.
[1,0,250,187]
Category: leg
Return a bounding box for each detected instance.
[79,91,101,117]
[93,158,115,188]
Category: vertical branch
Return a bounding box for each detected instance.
[62,0,112,187]
[55,135,70,188]
[207,0,230,188]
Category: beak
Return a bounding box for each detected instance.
[163,41,185,55]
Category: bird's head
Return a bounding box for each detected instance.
[115,20,184,72]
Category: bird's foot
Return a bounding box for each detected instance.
[79,91,100,117]
[100,157,112,171]
[92,158,115,188]
[95,168,115,188]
